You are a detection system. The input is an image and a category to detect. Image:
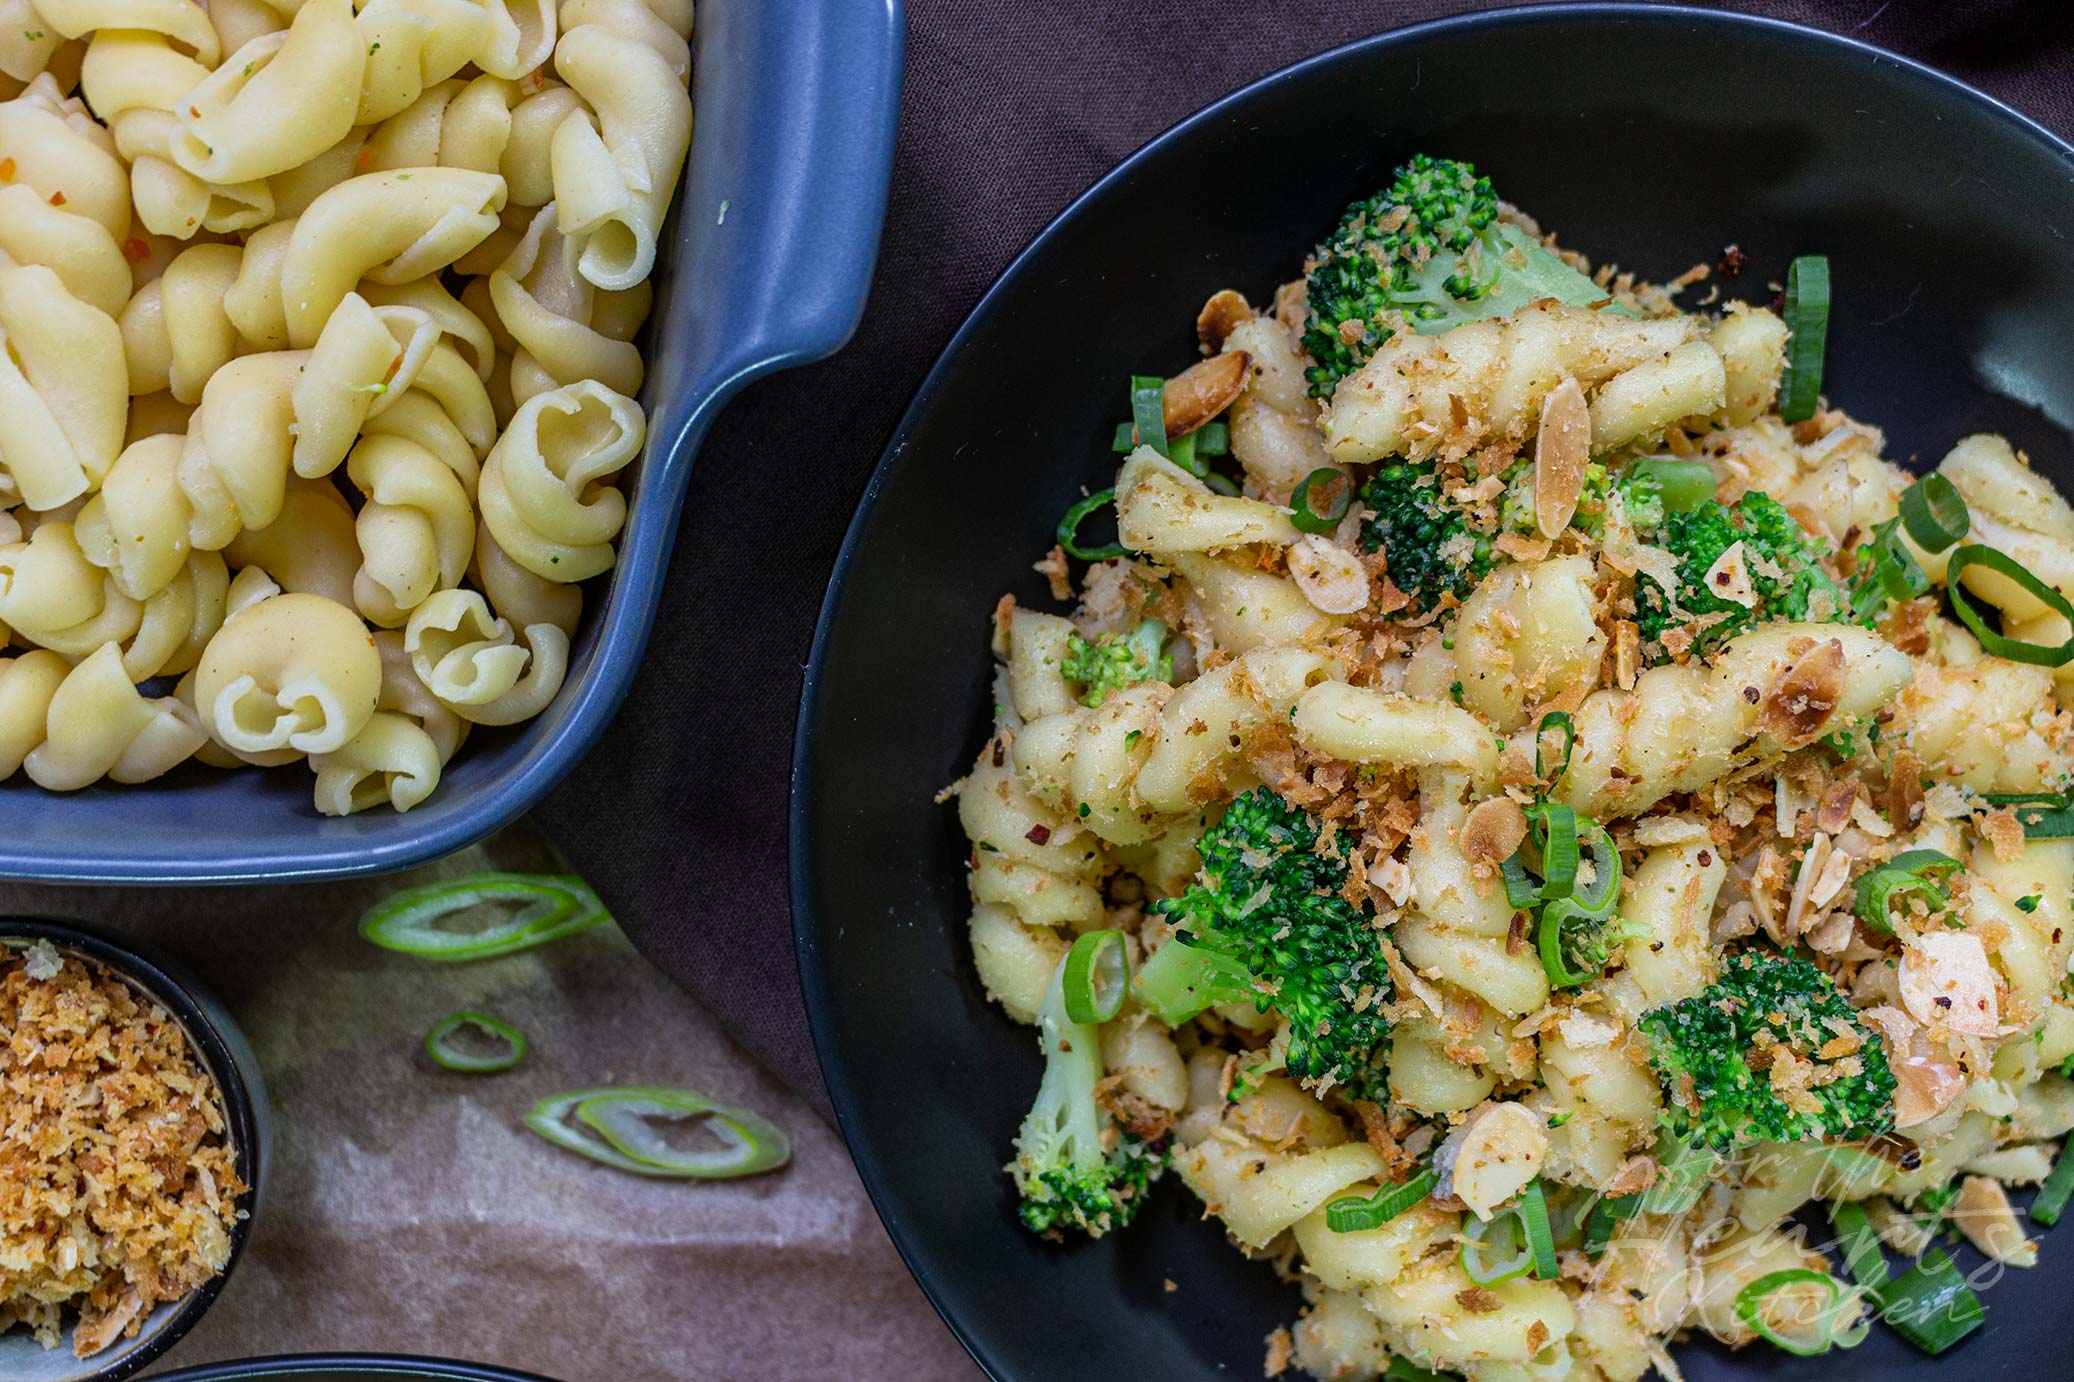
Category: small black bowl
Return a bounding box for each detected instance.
[150,1355,558,1381]
[0,920,271,1382]
[793,5,2074,1381]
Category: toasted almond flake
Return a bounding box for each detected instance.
[1759,638,1846,749]
[1533,377,1591,538]
[1632,814,1710,846]
[1808,842,1853,908]
[1196,289,1254,352]
[1784,832,1833,936]
[1285,535,1370,614]
[1804,909,1855,955]
[1604,1155,1659,1197]
[1700,541,1759,609]
[1614,619,1641,690]
[1899,931,2001,1037]
[1163,351,1251,437]
[1953,1175,2037,1267]
[1373,855,1415,907]
[1460,796,1530,876]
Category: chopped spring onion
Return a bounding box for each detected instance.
[1568,819,1621,915]
[1537,899,1607,989]
[1946,544,2074,667]
[1853,848,1963,932]
[1130,375,1170,460]
[1849,517,1931,621]
[1290,467,1353,535]
[1582,1191,1639,1259]
[524,1087,790,1180]
[1382,1360,1453,1382]
[1116,418,1230,457]
[1533,711,1577,791]
[360,873,608,961]
[424,1010,526,1072]
[1061,929,1128,1025]
[1627,457,1716,514]
[1326,1168,1435,1233]
[1830,1200,1891,1294]
[1518,1181,1557,1280]
[1057,488,1126,561]
[1202,470,1240,496]
[1733,1268,1868,1357]
[1899,473,1969,552]
[1543,1186,1593,1251]
[1779,255,1830,424]
[1461,1205,1533,1284]
[1641,1137,1719,1214]
[1877,1248,1984,1355]
[2031,1139,2074,1226]
[1981,789,2074,839]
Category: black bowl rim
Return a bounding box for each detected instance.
[789,4,2074,1378]
[1,919,266,1382]
[147,1352,558,1381]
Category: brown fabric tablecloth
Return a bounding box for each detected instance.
[535,0,2074,1110]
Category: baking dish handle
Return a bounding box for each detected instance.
[649,0,905,455]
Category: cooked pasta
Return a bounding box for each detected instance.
[950,154,2074,1380]
[0,5,693,815]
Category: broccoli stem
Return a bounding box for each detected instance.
[1131,938,1256,1025]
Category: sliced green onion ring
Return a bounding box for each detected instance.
[1982,789,2074,839]
[425,1010,526,1072]
[1628,457,1716,514]
[2031,1139,2074,1226]
[1582,1191,1640,1259]
[524,1087,791,1180]
[1534,711,1577,790]
[1830,1200,1892,1292]
[1110,420,1135,453]
[1202,471,1240,497]
[1641,1137,1720,1214]
[1291,467,1353,535]
[1461,1206,1533,1284]
[1945,544,2074,667]
[1851,518,1931,621]
[1543,1186,1593,1252]
[1854,848,1962,932]
[1779,255,1830,424]
[1057,488,1127,561]
[1734,1268,1866,1357]
[1875,1248,1984,1355]
[1532,803,1580,900]
[360,873,608,961]
[1900,474,1969,553]
[1061,929,1128,1025]
[1537,898,1604,988]
[1195,421,1230,456]
[1167,428,1198,475]
[1518,1181,1557,1280]
[1569,820,1621,915]
[1326,1168,1436,1233]
[1130,375,1170,460]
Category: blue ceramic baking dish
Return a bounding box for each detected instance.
[0,0,904,882]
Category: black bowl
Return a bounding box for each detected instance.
[149,1354,556,1381]
[792,6,2074,1379]
[0,920,270,1382]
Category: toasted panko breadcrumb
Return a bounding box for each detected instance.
[0,946,246,1358]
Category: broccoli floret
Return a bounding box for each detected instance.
[1135,788,1392,1102]
[1357,463,1492,611]
[1302,154,1617,398]
[1633,491,1849,652]
[1011,959,1164,1237]
[1639,950,1896,1153]
[1061,618,1171,708]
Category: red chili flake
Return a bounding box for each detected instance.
[122,237,151,263]
[1698,850,1713,866]
[1717,244,1748,277]
[46,190,63,206]
[353,144,374,171]
[1024,824,1051,846]
[0,158,15,183]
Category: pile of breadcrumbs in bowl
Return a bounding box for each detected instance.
[0,940,246,1358]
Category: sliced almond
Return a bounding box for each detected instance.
[1196,289,1254,352]
[1533,376,1591,539]
[1953,1175,2038,1267]
[1163,351,1251,438]
[1272,278,1308,330]
[1613,619,1641,691]
[1758,638,1845,749]
[1700,541,1758,610]
[1284,535,1370,615]
[1899,930,2001,1037]
[1459,796,1529,875]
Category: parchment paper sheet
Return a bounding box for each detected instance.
[0,826,977,1382]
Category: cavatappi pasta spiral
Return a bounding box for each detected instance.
[950,156,2074,1380]
[0,0,693,814]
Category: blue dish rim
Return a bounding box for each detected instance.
[787,4,2074,1379]
[149,1354,557,1381]
[0,0,906,883]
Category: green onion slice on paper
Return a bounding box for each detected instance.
[425,1010,527,1072]
[360,873,609,960]
[524,1087,791,1180]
